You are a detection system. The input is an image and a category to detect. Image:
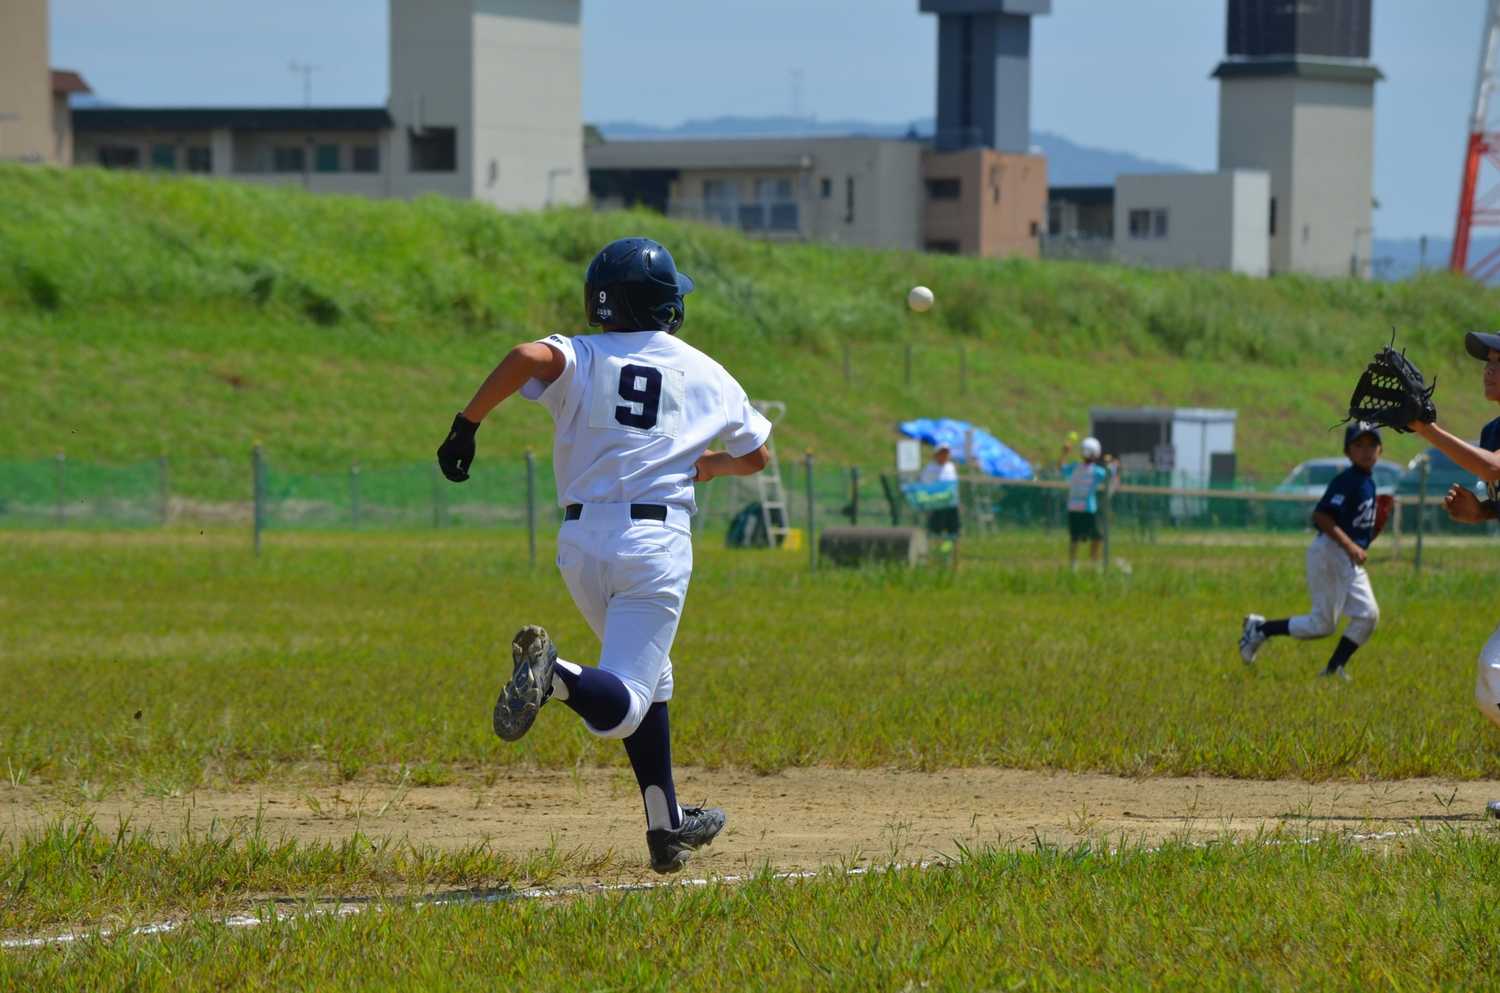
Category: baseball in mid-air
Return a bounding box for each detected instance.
[907,285,935,313]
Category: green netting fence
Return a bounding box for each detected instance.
[0,456,166,528]
[0,453,1487,557]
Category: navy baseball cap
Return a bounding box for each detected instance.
[1465,331,1500,360]
[1344,421,1383,449]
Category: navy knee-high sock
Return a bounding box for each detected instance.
[624,702,681,831]
[1324,636,1360,673]
[552,663,632,734]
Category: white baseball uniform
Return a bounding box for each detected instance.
[522,330,771,737]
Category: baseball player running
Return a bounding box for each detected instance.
[435,237,772,872]
[1239,422,1389,680]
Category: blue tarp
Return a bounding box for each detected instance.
[899,418,1035,480]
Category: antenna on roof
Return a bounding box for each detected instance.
[288,60,321,108]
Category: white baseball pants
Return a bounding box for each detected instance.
[1287,534,1380,646]
[555,503,693,739]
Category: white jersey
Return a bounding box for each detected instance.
[521,330,772,513]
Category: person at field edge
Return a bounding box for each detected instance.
[1404,332,1500,816]
[1057,436,1116,569]
[919,443,961,541]
[1239,422,1390,681]
[435,237,772,873]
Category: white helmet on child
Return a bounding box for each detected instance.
[1080,437,1102,459]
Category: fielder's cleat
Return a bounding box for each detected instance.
[1488,800,1500,820]
[646,805,726,874]
[1317,665,1352,683]
[1239,614,1266,664]
[493,625,557,742]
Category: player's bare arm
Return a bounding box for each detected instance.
[1311,509,1365,566]
[1411,420,1500,483]
[436,341,567,482]
[462,341,567,424]
[693,445,770,483]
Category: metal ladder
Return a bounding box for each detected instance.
[750,400,790,546]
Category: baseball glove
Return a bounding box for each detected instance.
[1347,342,1436,433]
[1373,493,1394,538]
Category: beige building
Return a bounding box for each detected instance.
[0,0,90,164]
[69,0,583,210]
[922,148,1045,258]
[588,137,1044,258]
[589,137,925,251]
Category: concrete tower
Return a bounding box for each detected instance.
[920,0,1050,153]
[0,0,52,163]
[1214,0,1381,277]
[389,0,584,209]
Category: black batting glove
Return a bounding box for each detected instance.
[437,413,480,482]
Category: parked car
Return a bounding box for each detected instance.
[1274,458,1403,497]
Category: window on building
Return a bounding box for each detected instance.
[819,177,832,199]
[1029,220,1040,237]
[185,146,212,173]
[409,127,457,172]
[925,178,961,200]
[315,144,341,173]
[272,146,305,173]
[845,176,855,223]
[703,179,737,226]
[97,145,140,169]
[925,240,961,255]
[1128,208,1170,240]
[755,177,793,201]
[352,145,380,173]
[150,144,177,171]
[1268,196,1277,236]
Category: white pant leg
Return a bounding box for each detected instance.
[1288,536,1348,640]
[1475,624,1500,731]
[556,520,691,739]
[1340,563,1379,646]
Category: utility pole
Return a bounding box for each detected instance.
[288,60,320,108]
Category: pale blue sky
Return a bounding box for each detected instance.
[51,1,1486,239]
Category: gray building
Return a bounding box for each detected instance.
[68,0,584,210]
[1214,0,1381,277]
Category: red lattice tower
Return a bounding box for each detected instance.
[1452,0,1500,279]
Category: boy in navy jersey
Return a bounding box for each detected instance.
[1239,423,1386,680]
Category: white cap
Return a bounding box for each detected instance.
[1081,437,1102,459]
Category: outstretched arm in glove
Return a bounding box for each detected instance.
[437,341,567,482]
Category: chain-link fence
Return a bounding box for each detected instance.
[2,452,1489,573]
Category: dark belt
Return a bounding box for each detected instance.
[565,503,667,522]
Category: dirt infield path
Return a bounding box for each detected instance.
[3,768,1493,882]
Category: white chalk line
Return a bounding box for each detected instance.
[1,826,1422,952]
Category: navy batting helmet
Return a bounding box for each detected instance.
[1344,421,1383,451]
[584,237,695,334]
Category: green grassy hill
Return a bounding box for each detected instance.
[3,164,1499,499]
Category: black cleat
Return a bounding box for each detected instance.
[493,625,557,742]
[646,805,726,874]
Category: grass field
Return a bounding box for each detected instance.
[4,528,1499,789]
[6,165,1500,501]
[10,832,1500,990]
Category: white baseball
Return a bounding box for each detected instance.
[907,285,934,313]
